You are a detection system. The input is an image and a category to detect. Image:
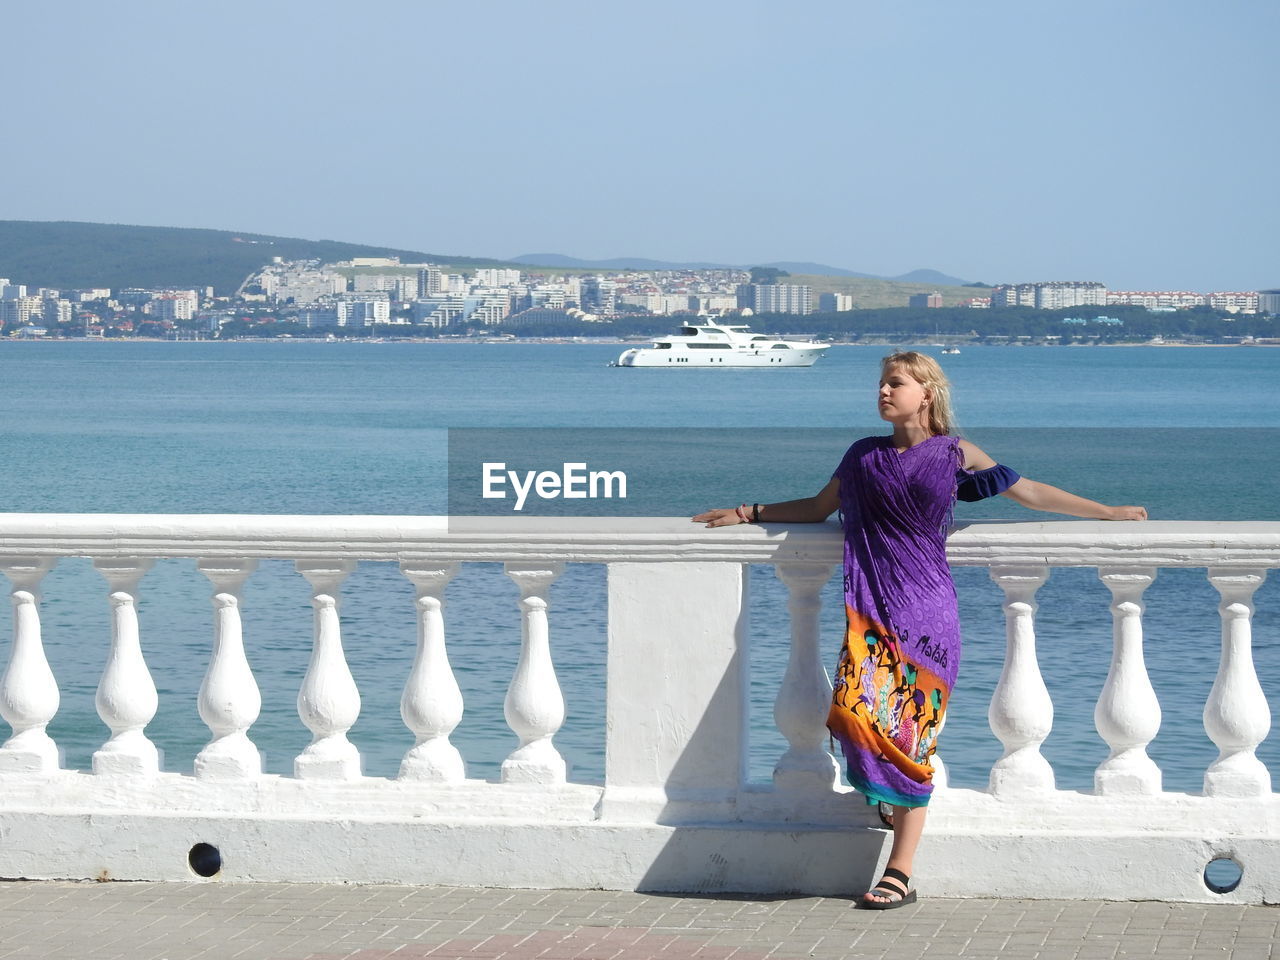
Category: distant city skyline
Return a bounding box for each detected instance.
[1,1,1276,291]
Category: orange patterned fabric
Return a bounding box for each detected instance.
[827,606,948,806]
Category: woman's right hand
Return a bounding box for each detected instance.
[691,508,747,528]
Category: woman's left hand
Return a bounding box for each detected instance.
[1107,505,1148,520]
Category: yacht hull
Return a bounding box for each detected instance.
[616,347,827,367]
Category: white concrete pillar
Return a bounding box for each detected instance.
[1095,568,1162,795]
[987,565,1054,796]
[194,558,262,780]
[501,562,566,784]
[600,561,749,822]
[772,562,839,794]
[398,562,464,782]
[92,558,161,777]
[294,559,361,780]
[0,558,61,774]
[1203,568,1271,797]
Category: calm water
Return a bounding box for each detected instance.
[1,340,1277,792]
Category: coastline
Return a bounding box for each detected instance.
[1,335,1276,348]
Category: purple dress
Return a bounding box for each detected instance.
[826,434,1016,808]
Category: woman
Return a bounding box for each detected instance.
[693,351,1145,909]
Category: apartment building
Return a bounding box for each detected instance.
[738,283,813,315]
[991,281,1108,309]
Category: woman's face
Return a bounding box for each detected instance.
[878,364,930,424]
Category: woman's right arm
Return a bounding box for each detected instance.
[692,476,841,527]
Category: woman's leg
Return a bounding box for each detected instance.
[863,805,926,904]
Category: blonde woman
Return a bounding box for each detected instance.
[694,351,1145,908]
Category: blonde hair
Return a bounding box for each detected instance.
[881,351,956,436]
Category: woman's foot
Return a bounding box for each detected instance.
[859,867,917,910]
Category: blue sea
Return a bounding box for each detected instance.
[0,340,1277,793]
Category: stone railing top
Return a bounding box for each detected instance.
[0,514,1276,568]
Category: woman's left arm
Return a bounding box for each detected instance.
[957,439,1147,521]
[1002,478,1147,520]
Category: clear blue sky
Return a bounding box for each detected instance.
[5,0,1276,290]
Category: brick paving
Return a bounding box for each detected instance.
[0,882,1273,960]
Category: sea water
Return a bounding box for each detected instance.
[0,340,1277,792]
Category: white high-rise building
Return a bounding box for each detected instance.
[581,277,617,314]
[993,281,1107,309]
[273,270,347,303]
[464,289,511,325]
[0,296,45,325]
[345,298,391,327]
[529,283,570,309]
[818,292,854,312]
[473,268,521,288]
[43,299,73,326]
[412,296,467,327]
[150,295,195,321]
[417,265,443,297]
[748,283,812,315]
[354,274,417,301]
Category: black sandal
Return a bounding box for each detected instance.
[859,867,917,910]
[877,802,894,829]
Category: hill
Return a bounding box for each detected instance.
[781,274,985,310]
[512,252,969,285]
[0,221,520,295]
[0,220,975,301]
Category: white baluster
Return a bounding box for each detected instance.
[398,563,464,782]
[294,560,361,780]
[92,558,161,776]
[773,562,839,793]
[194,559,262,780]
[987,566,1054,796]
[1203,568,1271,797]
[502,562,566,784]
[0,558,62,773]
[929,751,948,790]
[1095,568,1161,795]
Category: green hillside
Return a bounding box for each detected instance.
[784,273,987,310]
[0,220,991,306]
[0,221,522,295]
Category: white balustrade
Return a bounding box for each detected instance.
[194,558,262,780]
[502,562,566,784]
[0,515,1273,900]
[0,558,61,773]
[1203,568,1272,797]
[772,562,839,793]
[398,562,464,782]
[987,566,1054,796]
[92,558,162,776]
[1095,568,1161,795]
[294,559,361,780]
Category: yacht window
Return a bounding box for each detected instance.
[657,342,672,349]
[687,343,731,349]
[770,343,792,350]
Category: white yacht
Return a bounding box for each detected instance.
[614,321,828,367]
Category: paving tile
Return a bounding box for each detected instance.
[2,884,1280,960]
